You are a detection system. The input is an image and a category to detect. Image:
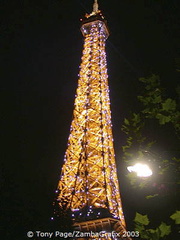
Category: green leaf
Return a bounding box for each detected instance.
[153,95,162,104]
[126,172,137,185]
[139,231,150,239]
[132,113,140,122]
[124,118,129,125]
[147,228,160,240]
[134,223,145,232]
[139,181,148,189]
[146,194,159,199]
[172,157,180,163]
[170,211,180,224]
[134,212,150,226]
[162,98,176,111]
[156,113,171,124]
[159,222,171,237]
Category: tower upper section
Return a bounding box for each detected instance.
[80,0,109,39]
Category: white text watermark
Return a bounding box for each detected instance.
[27,230,139,238]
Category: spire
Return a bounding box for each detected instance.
[86,0,99,17]
[83,0,101,19]
[93,0,99,14]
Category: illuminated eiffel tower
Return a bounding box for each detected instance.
[54,1,130,239]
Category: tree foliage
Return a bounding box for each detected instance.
[170,211,180,225]
[137,75,180,135]
[134,212,180,239]
[121,74,180,192]
[121,74,180,239]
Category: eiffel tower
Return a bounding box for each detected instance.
[54,1,130,239]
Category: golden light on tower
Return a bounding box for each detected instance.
[54,0,129,238]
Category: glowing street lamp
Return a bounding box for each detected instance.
[127,163,153,178]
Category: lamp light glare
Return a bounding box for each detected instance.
[127,163,153,177]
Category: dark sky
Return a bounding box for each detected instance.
[1,0,180,239]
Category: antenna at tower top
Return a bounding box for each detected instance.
[86,0,100,17]
[83,0,101,18]
[93,0,99,13]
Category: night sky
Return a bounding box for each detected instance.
[1,0,179,239]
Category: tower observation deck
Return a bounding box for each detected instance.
[54,1,130,239]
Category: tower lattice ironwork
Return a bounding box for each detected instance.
[54,1,130,239]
